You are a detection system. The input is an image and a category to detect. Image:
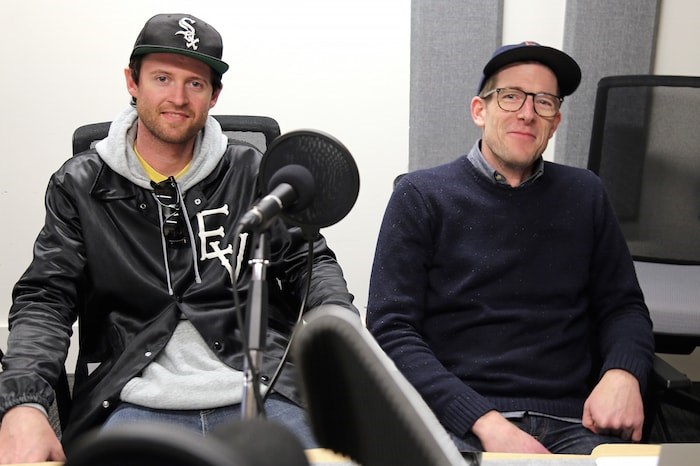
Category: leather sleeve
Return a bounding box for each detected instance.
[0,172,85,416]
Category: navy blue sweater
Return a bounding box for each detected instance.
[366,147,654,438]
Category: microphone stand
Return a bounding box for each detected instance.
[241,230,270,420]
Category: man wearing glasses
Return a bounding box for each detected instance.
[0,13,358,463]
[367,42,653,455]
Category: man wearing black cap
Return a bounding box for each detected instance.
[367,42,653,455]
[0,13,358,463]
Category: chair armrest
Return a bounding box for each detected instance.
[653,355,692,390]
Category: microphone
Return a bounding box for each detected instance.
[238,164,315,232]
[257,130,360,234]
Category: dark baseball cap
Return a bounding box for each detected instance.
[477,41,581,97]
[131,13,229,75]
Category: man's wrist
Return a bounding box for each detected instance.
[7,403,49,419]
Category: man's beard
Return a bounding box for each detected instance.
[137,104,206,144]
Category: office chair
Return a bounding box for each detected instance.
[587,74,700,441]
[65,418,309,466]
[293,305,476,466]
[72,114,281,155]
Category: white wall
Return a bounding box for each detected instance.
[503,0,566,161]
[2,0,699,377]
[0,0,410,368]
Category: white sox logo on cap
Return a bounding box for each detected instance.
[175,17,199,51]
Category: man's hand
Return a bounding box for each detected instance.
[0,406,65,464]
[472,410,550,454]
[582,369,645,442]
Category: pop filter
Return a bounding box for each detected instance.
[258,130,360,233]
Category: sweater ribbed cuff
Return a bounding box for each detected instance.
[441,393,494,437]
[600,352,652,393]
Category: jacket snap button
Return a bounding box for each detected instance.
[139,203,147,210]
[102,400,110,408]
[145,351,152,357]
[194,198,202,205]
[213,341,222,350]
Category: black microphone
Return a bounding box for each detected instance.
[257,130,360,234]
[238,164,315,233]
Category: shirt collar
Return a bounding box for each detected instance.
[467,140,544,187]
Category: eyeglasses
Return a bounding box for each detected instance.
[481,87,563,118]
[152,177,188,248]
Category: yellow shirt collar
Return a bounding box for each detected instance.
[134,146,190,182]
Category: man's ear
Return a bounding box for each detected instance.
[124,68,138,100]
[548,111,562,139]
[471,95,486,129]
[209,84,223,109]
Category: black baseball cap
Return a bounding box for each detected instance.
[477,41,581,97]
[131,13,229,75]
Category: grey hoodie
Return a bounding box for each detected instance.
[96,107,250,409]
[96,106,228,192]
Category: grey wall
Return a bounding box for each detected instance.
[556,0,660,168]
[409,0,503,171]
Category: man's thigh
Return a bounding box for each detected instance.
[521,416,625,455]
[448,415,625,455]
[102,395,318,449]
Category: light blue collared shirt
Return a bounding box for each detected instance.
[466,141,545,188]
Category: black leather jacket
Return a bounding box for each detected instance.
[0,143,358,448]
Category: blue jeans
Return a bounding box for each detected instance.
[102,393,318,449]
[450,413,626,455]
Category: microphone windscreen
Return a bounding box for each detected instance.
[259,130,360,231]
[210,418,310,466]
[267,164,315,213]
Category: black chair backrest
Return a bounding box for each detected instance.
[587,75,700,265]
[72,115,280,156]
[293,305,474,466]
[587,75,700,353]
[213,115,280,152]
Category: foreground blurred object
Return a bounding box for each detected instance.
[293,305,476,466]
[65,418,309,466]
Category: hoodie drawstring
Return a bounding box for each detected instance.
[154,199,175,296]
[152,181,202,296]
[174,182,202,285]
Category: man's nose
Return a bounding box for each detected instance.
[518,95,537,119]
[169,84,189,105]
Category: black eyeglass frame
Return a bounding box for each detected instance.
[481,87,563,118]
[151,177,188,247]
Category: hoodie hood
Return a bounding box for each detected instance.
[95,106,229,191]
